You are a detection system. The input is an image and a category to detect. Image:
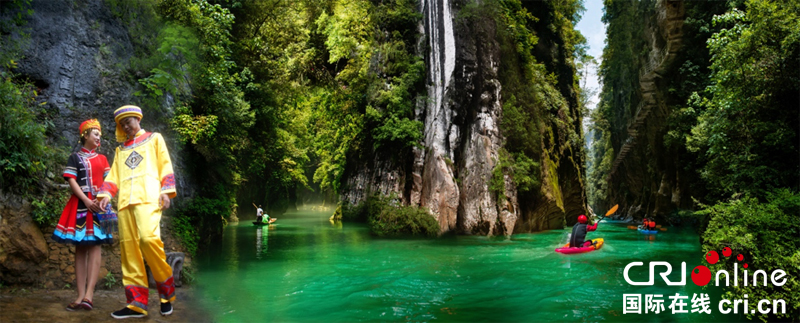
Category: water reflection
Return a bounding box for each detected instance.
[196,212,725,322]
[329,218,342,229]
[223,220,239,271]
[255,225,271,259]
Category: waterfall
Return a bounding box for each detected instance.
[420,0,456,154]
[413,0,460,232]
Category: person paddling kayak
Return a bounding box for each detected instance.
[569,214,598,248]
[639,218,656,231]
[252,203,265,223]
[252,202,277,224]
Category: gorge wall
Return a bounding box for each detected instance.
[604,0,687,219]
[341,0,587,235]
[592,0,729,221]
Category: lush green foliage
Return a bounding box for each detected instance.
[690,2,799,315]
[495,0,585,207]
[659,1,730,205]
[224,0,313,211]
[171,195,231,256]
[30,189,70,227]
[170,211,199,256]
[87,0,429,252]
[590,0,799,206]
[311,0,424,193]
[342,195,439,237]
[592,0,799,312]
[222,0,424,204]
[368,202,439,238]
[491,148,540,203]
[159,0,253,180]
[687,0,799,199]
[0,70,49,190]
[697,189,800,321]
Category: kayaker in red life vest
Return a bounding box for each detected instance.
[569,215,598,248]
[640,218,657,230]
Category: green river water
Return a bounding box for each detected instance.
[193,210,741,322]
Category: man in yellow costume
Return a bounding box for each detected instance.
[98,105,177,319]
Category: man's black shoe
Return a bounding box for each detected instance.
[111,307,146,319]
[161,302,173,316]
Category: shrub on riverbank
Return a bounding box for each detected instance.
[171,195,230,256]
[342,195,439,237]
[697,189,800,321]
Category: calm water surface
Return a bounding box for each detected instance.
[193,210,734,322]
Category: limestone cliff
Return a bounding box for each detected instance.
[341,0,587,235]
[605,0,687,219]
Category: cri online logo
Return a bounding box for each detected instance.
[624,247,788,287]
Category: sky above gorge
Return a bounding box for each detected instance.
[575,0,606,112]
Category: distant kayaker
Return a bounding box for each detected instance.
[569,214,598,248]
[253,203,264,223]
[252,203,277,224]
[640,218,656,231]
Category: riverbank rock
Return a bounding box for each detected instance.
[0,192,49,285]
[0,189,189,289]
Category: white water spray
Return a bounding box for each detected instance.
[420,0,456,154]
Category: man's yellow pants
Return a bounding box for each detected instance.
[118,203,175,314]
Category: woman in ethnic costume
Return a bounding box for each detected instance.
[52,119,114,311]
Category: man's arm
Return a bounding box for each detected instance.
[155,134,176,209]
[156,134,177,199]
[97,149,119,210]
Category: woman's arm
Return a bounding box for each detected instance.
[67,177,102,213]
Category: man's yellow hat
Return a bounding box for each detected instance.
[114,105,143,142]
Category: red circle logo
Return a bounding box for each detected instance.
[691,265,712,286]
[705,250,719,264]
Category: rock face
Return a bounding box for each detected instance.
[0,189,188,287]
[448,3,516,236]
[606,0,687,219]
[0,190,118,287]
[1,0,193,286]
[11,0,194,199]
[341,0,586,235]
[0,193,49,285]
